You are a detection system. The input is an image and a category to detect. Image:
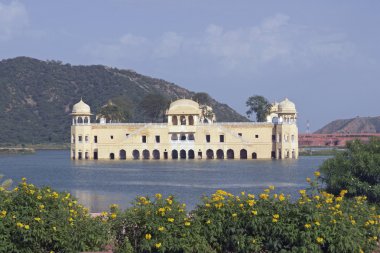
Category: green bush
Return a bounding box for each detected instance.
[320,138,380,203]
[110,194,214,253]
[0,178,110,253]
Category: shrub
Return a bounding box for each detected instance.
[0,178,110,252]
[193,177,380,252]
[320,138,380,203]
[110,194,214,253]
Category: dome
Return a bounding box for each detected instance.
[166,99,201,115]
[71,99,92,115]
[278,98,296,114]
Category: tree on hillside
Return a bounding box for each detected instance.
[193,92,211,105]
[97,100,131,123]
[139,94,170,122]
[320,138,380,203]
[246,95,272,122]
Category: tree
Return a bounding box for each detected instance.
[320,138,380,203]
[193,92,211,105]
[0,174,12,190]
[246,95,272,122]
[139,94,170,122]
[97,100,130,123]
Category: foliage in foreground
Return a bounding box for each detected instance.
[320,138,380,203]
[111,174,380,253]
[0,178,110,253]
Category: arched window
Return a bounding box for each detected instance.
[84,117,89,124]
[172,150,178,159]
[110,153,115,160]
[189,116,194,125]
[180,116,186,125]
[252,152,257,159]
[119,149,126,160]
[206,149,214,159]
[188,134,195,141]
[172,116,178,125]
[171,134,178,141]
[227,149,234,159]
[188,150,195,159]
[142,150,150,160]
[180,149,186,159]
[77,117,83,124]
[153,150,160,160]
[132,150,140,160]
[216,149,224,159]
[240,149,247,159]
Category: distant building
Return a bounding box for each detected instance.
[70,98,298,160]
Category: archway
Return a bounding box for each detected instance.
[206,149,214,159]
[252,152,257,159]
[84,117,89,124]
[188,150,195,159]
[189,115,194,125]
[180,149,186,159]
[180,116,186,125]
[110,153,115,160]
[240,149,247,159]
[93,149,98,160]
[132,150,140,160]
[172,116,178,125]
[153,149,160,160]
[171,134,178,141]
[142,150,150,159]
[188,134,195,141]
[172,150,178,159]
[119,149,126,160]
[227,149,234,159]
[77,117,83,124]
[216,149,224,159]
[271,151,276,159]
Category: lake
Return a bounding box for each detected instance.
[0,150,329,212]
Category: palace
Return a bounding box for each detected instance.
[70,98,298,160]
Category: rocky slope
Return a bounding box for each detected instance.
[315,116,380,134]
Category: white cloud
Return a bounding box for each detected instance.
[83,13,356,72]
[0,1,29,41]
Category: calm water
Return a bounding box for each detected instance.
[0,150,329,212]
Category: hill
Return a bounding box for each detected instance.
[315,116,380,134]
[0,57,248,145]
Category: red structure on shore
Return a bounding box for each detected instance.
[299,133,380,147]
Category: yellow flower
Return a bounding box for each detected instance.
[273,214,279,219]
[158,226,165,231]
[24,225,30,230]
[278,194,285,201]
[17,222,24,228]
[155,243,162,248]
[239,203,244,208]
[247,200,255,206]
[0,210,6,218]
[351,220,356,225]
[232,213,237,217]
[39,204,45,209]
[304,223,311,229]
[252,210,258,215]
[53,226,56,231]
[272,218,278,223]
[155,193,162,199]
[269,185,275,191]
[145,233,152,240]
[241,191,245,196]
[316,237,324,244]
[205,203,211,208]
[264,189,270,193]
[306,177,311,182]
[248,194,255,199]
[34,217,41,222]
[110,213,117,219]
[339,189,348,197]
[315,221,320,226]
[37,195,42,200]
[22,177,27,181]
[314,195,320,201]
[206,219,211,224]
[259,193,269,200]
[13,187,19,192]
[110,204,119,209]
[166,198,173,205]
[185,221,191,226]
[168,218,174,223]
[299,189,306,195]
[314,171,321,177]
[52,192,59,199]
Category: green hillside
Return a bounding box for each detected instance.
[0,57,248,145]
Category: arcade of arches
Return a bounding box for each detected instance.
[108,148,265,160]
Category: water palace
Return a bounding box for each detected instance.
[70,98,298,160]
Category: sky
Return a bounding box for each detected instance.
[0,0,379,132]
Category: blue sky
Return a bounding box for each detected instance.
[1,0,379,132]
